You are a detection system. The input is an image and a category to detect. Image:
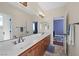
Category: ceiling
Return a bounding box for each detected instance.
[38,2,67,11]
[7,2,67,16]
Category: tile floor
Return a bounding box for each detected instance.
[44,45,66,56]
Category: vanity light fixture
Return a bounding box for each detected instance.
[39,11,45,18]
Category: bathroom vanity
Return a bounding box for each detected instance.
[19,35,50,56]
[0,33,50,56]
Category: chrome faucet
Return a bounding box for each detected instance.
[13,36,25,45]
[18,36,25,43]
[18,37,21,43]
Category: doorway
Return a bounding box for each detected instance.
[53,16,68,55]
[53,17,64,46]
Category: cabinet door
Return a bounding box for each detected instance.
[26,50,34,56]
[37,43,43,56]
[19,35,50,56]
[34,42,41,56]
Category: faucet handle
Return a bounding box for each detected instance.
[18,37,21,43]
[18,36,25,43]
[22,38,25,42]
[22,39,24,42]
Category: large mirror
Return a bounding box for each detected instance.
[0,2,50,42]
[0,13,49,42]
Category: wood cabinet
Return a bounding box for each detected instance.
[19,35,50,56]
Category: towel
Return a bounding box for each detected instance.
[68,24,75,46]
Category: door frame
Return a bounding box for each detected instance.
[64,13,69,56]
[53,15,68,55]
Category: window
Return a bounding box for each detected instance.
[0,16,3,26]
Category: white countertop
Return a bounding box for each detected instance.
[0,32,50,56]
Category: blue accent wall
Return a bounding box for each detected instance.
[54,19,64,35]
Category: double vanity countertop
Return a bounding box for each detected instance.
[0,32,50,56]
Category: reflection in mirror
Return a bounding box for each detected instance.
[0,15,3,41]
[0,13,12,41]
[0,14,49,42]
[0,15,49,42]
[39,22,49,33]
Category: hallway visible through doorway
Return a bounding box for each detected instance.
[53,17,64,46]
